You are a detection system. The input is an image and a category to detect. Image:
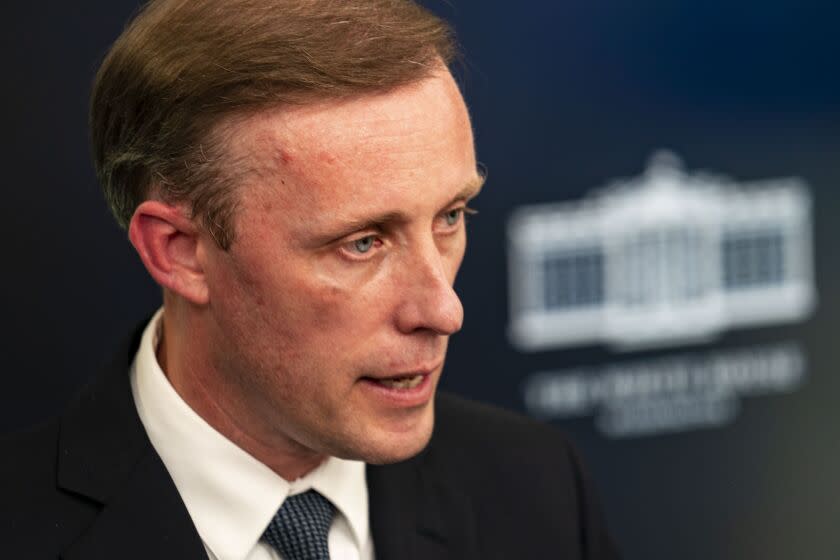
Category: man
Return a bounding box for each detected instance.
[3,1,619,558]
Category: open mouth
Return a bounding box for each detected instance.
[362,372,430,391]
[370,374,425,390]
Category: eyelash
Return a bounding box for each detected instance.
[443,206,478,227]
[340,205,477,259]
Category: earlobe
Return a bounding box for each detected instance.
[128,201,210,305]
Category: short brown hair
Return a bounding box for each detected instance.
[91,0,456,249]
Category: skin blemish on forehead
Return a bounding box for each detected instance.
[318,151,338,165]
[275,148,294,166]
[225,120,296,185]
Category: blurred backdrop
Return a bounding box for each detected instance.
[3,1,839,558]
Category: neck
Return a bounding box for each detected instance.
[156,301,326,480]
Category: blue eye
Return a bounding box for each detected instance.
[353,236,376,253]
[445,208,462,226]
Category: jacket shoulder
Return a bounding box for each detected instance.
[429,392,620,559]
[434,391,574,461]
[0,418,62,493]
[0,419,99,555]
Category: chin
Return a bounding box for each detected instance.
[343,405,435,465]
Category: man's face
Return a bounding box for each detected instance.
[199,69,481,465]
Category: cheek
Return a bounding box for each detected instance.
[208,256,304,365]
[307,255,397,316]
[254,263,389,351]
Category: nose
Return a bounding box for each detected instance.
[394,241,464,336]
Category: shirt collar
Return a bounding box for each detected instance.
[130,309,369,560]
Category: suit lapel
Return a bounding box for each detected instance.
[61,451,206,560]
[56,323,206,560]
[367,437,479,560]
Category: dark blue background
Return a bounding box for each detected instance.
[3,2,839,558]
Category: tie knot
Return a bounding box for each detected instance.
[262,490,336,560]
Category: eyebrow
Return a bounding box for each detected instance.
[456,172,487,202]
[314,172,487,246]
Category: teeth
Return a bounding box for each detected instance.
[376,375,424,389]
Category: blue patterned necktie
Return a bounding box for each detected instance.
[262,490,336,560]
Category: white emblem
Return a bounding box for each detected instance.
[507,151,815,351]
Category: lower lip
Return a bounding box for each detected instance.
[359,372,435,407]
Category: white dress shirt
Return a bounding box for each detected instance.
[130,309,375,560]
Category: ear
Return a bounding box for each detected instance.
[128,201,209,305]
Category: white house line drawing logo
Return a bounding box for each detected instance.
[507,151,816,351]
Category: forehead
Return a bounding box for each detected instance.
[224,70,475,199]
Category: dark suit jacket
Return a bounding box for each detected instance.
[2,325,619,559]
